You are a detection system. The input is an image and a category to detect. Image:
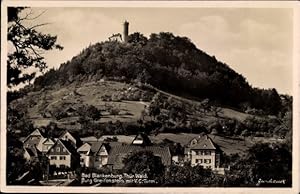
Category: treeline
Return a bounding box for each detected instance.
[34,32,285,115]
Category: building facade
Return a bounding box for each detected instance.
[185,135,221,170]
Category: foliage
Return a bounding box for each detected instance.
[225,142,292,187]
[7,106,34,137]
[122,150,165,184]
[6,131,27,184]
[33,32,284,115]
[78,105,101,121]
[165,164,221,186]
[7,7,63,87]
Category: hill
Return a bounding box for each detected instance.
[32,32,283,116]
[7,32,292,142]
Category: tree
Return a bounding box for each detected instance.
[225,143,292,187]
[122,150,165,184]
[109,106,120,117]
[85,105,101,121]
[190,165,215,186]
[128,32,148,45]
[6,131,27,185]
[165,164,192,186]
[7,7,63,87]
[94,130,103,141]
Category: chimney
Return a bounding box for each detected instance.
[123,20,129,43]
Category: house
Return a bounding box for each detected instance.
[184,135,221,170]
[47,139,79,169]
[77,142,92,167]
[94,143,111,169]
[77,141,116,169]
[59,130,82,149]
[37,138,55,153]
[23,129,45,148]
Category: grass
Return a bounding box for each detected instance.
[15,79,268,156]
[23,81,147,128]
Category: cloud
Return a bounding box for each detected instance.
[19,7,293,94]
[178,13,292,94]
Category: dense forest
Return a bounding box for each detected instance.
[33,32,283,116]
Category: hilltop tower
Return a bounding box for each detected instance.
[123,20,129,43]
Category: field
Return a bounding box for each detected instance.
[13,80,257,131]
[18,81,148,129]
[13,80,270,155]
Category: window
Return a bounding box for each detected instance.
[50,156,57,160]
[205,151,211,155]
[195,159,203,164]
[59,156,66,160]
[80,158,84,162]
[62,148,66,152]
[204,159,211,164]
[51,148,54,152]
[56,147,60,152]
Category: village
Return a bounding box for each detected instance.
[21,128,227,185]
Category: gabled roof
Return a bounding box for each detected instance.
[37,137,55,151]
[59,130,82,147]
[22,129,44,144]
[77,142,92,154]
[42,138,55,145]
[30,129,43,137]
[78,141,120,156]
[47,139,78,156]
[189,135,216,150]
[107,144,171,169]
[132,133,152,145]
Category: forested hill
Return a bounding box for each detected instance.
[34,32,283,115]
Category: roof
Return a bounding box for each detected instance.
[22,129,44,144]
[189,135,217,150]
[37,137,55,151]
[59,130,82,147]
[24,146,40,157]
[90,141,120,156]
[77,141,122,156]
[47,139,78,156]
[60,140,79,155]
[107,144,171,169]
[132,133,152,145]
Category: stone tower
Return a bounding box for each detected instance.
[123,20,129,43]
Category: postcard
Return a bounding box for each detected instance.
[1,1,299,193]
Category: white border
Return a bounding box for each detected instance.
[1,1,299,193]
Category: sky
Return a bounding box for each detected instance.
[15,7,293,95]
